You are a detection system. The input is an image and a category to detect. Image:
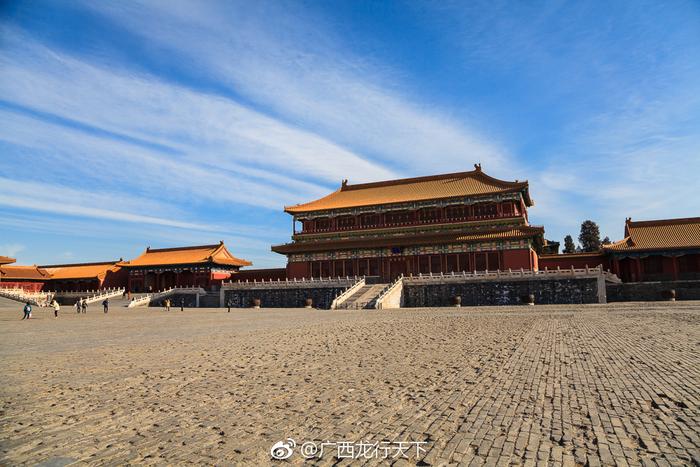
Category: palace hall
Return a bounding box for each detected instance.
[272,165,544,281]
[118,242,252,292]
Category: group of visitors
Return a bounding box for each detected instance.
[22,299,61,319]
[72,298,109,313]
[21,296,188,319]
[74,299,88,314]
[162,298,185,311]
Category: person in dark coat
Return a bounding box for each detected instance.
[22,302,32,320]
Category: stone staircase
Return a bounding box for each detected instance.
[200,291,221,308]
[335,283,387,309]
[104,297,135,308]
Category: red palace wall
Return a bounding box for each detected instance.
[102,267,129,289]
[501,249,536,271]
[614,253,700,282]
[0,281,45,292]
[286,262,309,280]
[232,268,287,282]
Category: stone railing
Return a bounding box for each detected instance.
[53,287,122,298]
[330,277,366,310]
[222,276,359,290]
[78,287,125,305]
[403,266,620,284]
[0,287,55,306]
[375,275,404,310]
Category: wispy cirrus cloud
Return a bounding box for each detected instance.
[0,243,25,258]
[81,0,510,176]
[0,29,394,188]
[0,176,215,231]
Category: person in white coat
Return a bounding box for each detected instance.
[51,299,60,318]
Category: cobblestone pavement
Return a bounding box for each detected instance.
[0,302,698,465]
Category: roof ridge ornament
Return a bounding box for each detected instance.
[474,163,482,171]
[341,179,348,189]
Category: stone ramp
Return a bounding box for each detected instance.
[336,283,387,309]
[103,297,132,308]
[0,295,26,308]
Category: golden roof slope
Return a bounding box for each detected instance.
[285,166,531,214]
[0,256,16,265]
[120,242,251,267]
[41,262,121,281]
[604,217,700,252]
[0,265,50,280]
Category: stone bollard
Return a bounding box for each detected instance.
[662,289,676,302]
[521,294,535,306]
[452,295,461,307]
[252,298,261,309]
[304,298,313,308]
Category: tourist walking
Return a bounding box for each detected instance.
[75,299,81,313]
[164,298,171,312]
[51,299,60,318]
[180,298,184,312]
[22,302,32,320]
[81,299,88,314]
[103,298,109,313]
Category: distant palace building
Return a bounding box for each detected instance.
[0,242,251,293]
[272,165,545,281]
[40,261,126,291]
[118,242,251,292]
[539,217,700,282]
[603,217,700,282]
[0,264,50,292]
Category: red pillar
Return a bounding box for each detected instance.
[635,258,643,282]
[672,256,679,281]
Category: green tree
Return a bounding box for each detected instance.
[579,220,601,252]
[563,235,576,254]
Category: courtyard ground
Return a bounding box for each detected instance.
[0,302,698,466]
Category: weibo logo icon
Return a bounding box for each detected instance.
[270,438,296,460]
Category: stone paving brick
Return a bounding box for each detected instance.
[0,302,698,465]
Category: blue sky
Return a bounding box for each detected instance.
[1,0,699,267]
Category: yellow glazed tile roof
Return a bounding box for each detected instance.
[285,166,531,214]
[41,262,121,281]
[604,217,700,252]
[120,242,252,267]
[0,265,50,280]
[455,227,541,242]
[0,256,15,265]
